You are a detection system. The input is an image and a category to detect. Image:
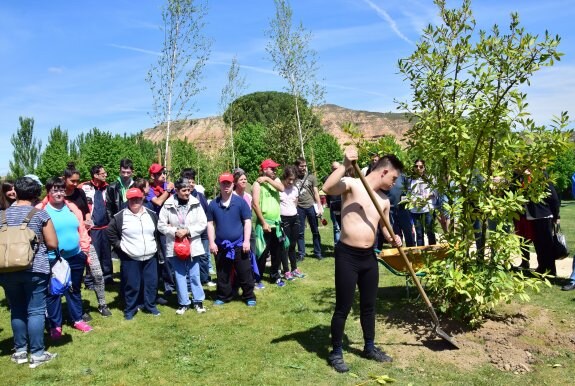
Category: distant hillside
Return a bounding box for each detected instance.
[142,104,412,152]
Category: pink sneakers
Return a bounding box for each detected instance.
[50,327,62,340]
[73,320,93,333]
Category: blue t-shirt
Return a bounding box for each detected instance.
[207,194,251,244]
[46,204,81,258]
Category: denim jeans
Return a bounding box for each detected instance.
[329,209,341,245]
[0,271,49,356]
[47,252,87,327]
[411,211,436,246]
[297,206,322,258]
[569,257,575,284]
[199,238,212,284]
[390,206,416,247]
[170,255,205,307]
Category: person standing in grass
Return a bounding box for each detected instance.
[39,177,94,337]
[208,173,255,306]
[279,165,305,281]
[253,159,286,287]
[0,177,59,368]
[158,178,208,315]
[323,147,403,373]
[107,187,163,320]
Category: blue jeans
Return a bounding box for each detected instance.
[0,271,48,356]
[170,255,205,307]
[330,209,341,245]
[411,211,436,246]
[391,206,416,247]
[199,238,212,284]
[297,206,322,258]
[569,257,575,284]
[47,252,87,327]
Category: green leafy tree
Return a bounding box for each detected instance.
[397,0,570,325]
[8,117,42,178]
[234,123,269,183]
[548,141,575,198]
[36,126,71,183]
[223,91,320,133]
[265,0,325,158]
[219,56,247,169]
[147,0,212,167]
[304,131,342,179]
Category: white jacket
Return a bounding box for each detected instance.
[158,194,207,258]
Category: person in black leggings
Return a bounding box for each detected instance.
[323,146,404,373]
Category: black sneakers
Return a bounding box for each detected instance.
[362,346,393,363]
[328,351,349,373]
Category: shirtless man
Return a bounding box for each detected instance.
[323,146,403,373]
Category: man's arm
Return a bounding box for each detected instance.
[251,181,270,232]
[324,147,358,195]
[207,221,218,254]
[313,186,323,216]
[256,176,284,192]
[242,219,252,253]
[378,201,402,247]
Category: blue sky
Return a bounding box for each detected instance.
[1,0,574,176]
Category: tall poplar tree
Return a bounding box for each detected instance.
[219,56,247,169]
[8,116,42,178]
[147,0,212,169]
[265,0,325,158]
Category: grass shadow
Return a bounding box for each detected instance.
[270,324,351,362]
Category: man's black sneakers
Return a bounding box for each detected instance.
[362,346,393,362]
[328,351,349,373]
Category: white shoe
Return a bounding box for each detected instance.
[206,281,217,287]
[194,302,206,313]
[176,306,188,315]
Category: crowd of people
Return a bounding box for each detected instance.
[0,150,567,371]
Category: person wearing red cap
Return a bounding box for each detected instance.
[107,187,164,320]
[147,164,175,214]
[207,172,255,306]
[147,163,177,299]
[252,159,287,288]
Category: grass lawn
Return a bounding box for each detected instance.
[1,206,574,385]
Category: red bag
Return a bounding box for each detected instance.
[173,237,191,260]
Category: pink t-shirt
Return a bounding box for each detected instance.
[280,185,298,216]
[233,191,252,210]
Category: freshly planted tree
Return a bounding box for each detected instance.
[219,56,247,169]
[147,0,211,167]
[8,117,42,178]
[265,0,325,158]
[397,0,571,325]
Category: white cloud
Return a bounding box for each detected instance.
[361,0,413,45]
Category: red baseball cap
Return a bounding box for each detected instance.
[148,163,165,175]
[219,173,234,183]
[126,187,144,199]
[260,159,280,169]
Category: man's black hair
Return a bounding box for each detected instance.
[294,157,306,167]
[90,164,104,178]
[119,158,133,170]
[14,177,42,201]
[180,168,196,180]
[373,154,404,172]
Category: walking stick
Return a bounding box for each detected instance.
[352,161,459,349]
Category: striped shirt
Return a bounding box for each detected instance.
[0,205,51,274]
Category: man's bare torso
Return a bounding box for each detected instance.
[339,178,390,249]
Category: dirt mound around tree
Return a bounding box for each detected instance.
[378,305,574,374]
